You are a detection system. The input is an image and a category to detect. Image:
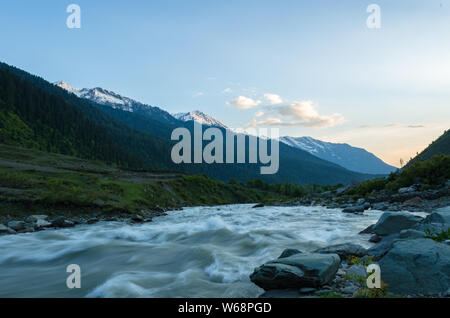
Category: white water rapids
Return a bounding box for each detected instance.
[0,204,426,298]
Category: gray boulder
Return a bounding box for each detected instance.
[367,234,400,260]
[313,243,367,259]
[342,205,365,213]
[278,248,302,259]
[0,224,16,235]
[51,217,75,228]
[35,219,52,229]
[372,212,423,236]
[346,264,367,277]
[7,221,27,231]
[25,215,48,223]
[359,224,374,234]
[398,186,417,194]
[399,229,426,240]
[379,238,450,296]
[250,253,340,290]
[424,206,450,224]
[372,202,389,211]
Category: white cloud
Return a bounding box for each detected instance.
[247,100,345,128]
[229,96,261,110]
[193,92,204,98]
[222,88,232,94]
[255,111,265,117]
[263,93,283,105]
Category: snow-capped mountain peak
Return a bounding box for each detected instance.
[280,136,397,175]
[54,81,79,93]
[54,81,179,124]
[173,110,228,129]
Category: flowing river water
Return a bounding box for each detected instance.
[0,204,426,298]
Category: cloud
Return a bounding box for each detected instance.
[246,100,344,128]
[222,88,232,94]
[255,111,265,117]
[408,125,425,128]
[263,93,283,105]
[229,96,261,110]
[193,92,204,98]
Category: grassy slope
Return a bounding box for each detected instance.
[0,144,284,220]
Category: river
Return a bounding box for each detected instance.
[0,204,425,298]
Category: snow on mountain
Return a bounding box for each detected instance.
[280,136,397,175]
[173,110,228,129]
[54,81,178,124]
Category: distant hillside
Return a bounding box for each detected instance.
[0,61,379,185]
[412,129,450,162]
[280,136,397,175]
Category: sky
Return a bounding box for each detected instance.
[1,0,449,167]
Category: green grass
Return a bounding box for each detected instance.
[347,154,450,197]
[0,144,287,219]
[424,228,450,242]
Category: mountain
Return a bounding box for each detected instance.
[280,136,397,175]
[0,62,379,185]
[410,129,450,163]
[173,110,228,129]
[54,81,179,125]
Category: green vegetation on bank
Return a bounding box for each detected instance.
[411,129,450,163]
[0,144,288,220]
[347,154,450,197]
[240,178,342,197]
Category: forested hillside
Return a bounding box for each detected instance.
[0,62,378,185]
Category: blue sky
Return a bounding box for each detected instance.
[1,0,449,166]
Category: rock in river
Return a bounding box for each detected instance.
[250,253,340,290]
[313,243,367,259]
[278,248,302,259]
[423,206,450,224]
[372,212,423,236]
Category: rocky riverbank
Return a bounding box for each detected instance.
[250,206,450,298]
[276,181,450,214]
[0,207,173,235]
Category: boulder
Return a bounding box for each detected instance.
[252,203,265,208]
[372,212,423,236]
[51,217,75,228]
[402,196,422,206]
[372,202,389,211]
[87,218,99,224]
[359,224,374,234]
[278,248,302,259]
[369,234,381,243]
[342,205,365,213]
[346,264,367,277]
[0,224,16,235]
[6,221,27,231]
[24,215,48,223]
[399,229,426,240]
[424,206,450,224]
[379,238,450,296]
[250,253,340,290]
[356,198,365,205]
[131,214,144,222]
[313,243,367,259]
[398,185,418,194]
[367,234,399,260]
[35,219,52,229]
